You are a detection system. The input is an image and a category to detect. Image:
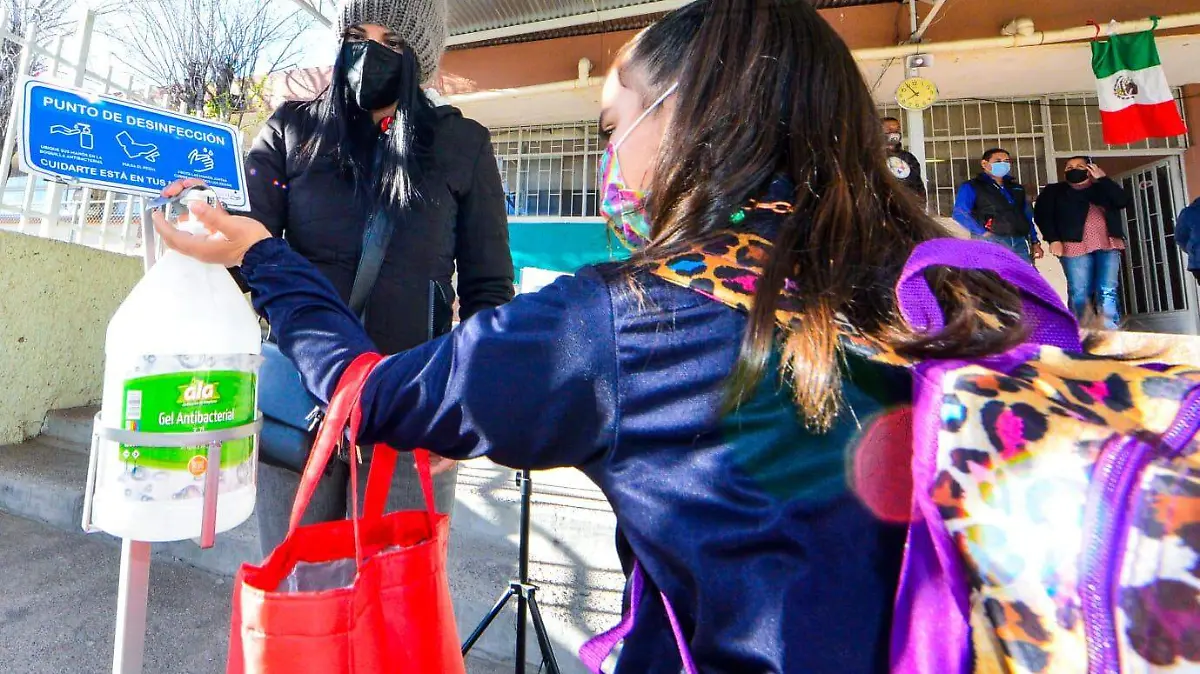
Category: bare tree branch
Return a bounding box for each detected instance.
[1,0,104,175]
[109,0,315,119]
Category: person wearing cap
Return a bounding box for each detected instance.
[882,117,926,204]
[243,0,514,552]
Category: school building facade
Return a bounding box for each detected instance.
[269,0,1200,332]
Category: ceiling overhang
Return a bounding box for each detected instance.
[281,0,900,48]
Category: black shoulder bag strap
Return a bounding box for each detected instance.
[347,132,399,320]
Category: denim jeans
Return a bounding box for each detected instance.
[974,234,1032,264]
[1060,250,1122,329]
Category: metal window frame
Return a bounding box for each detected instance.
[879,95,1052,219]
[491,120,605,220]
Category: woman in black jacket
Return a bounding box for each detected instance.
[245,0,514,552]
[1035,157,1130,329]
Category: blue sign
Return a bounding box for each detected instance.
[19,79,249,209]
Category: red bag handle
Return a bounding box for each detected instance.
[286,353,438,566]
[288,353,382,536]
[361,445,437,533]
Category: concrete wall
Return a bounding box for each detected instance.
[0,232,142,444]
[1182,84,1200,202]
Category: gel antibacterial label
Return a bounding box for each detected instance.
[117,355,257,503]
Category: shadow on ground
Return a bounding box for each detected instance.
[0,460,625,673]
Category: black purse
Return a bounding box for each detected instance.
[258,190,397,473]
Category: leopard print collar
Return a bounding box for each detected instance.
[648,230,910,367]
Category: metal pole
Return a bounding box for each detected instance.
[112,539,152,674]
[39,9,95,239]
[905,105,927,176]
[903,0,928,176]
[112,144,158,674]
[515,470,532,674]
[855,11,1200,61]
[0,18,37,197]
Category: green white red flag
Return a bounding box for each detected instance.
[1091,30,1187,145]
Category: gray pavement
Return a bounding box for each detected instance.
[0,512,519,674]
[0,410,623,673]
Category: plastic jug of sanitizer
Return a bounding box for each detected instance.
[87,189,262,542]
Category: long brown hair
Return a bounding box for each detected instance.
[622,0,1028,430]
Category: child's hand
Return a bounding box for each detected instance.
[154,180,271,267]
[429,455,458,476]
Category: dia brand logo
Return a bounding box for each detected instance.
[178,378,220,405]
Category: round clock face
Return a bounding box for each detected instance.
[896,77,939,111]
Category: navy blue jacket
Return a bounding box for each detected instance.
[1176,198,1200,271]
[242,233,910,673]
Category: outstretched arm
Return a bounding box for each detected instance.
[154,197,617,471]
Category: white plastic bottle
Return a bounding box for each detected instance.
[92,194,262,542]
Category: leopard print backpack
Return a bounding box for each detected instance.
[651,231,1200,674]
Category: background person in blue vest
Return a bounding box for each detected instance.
[1175,197,1200,283]
[953,148,1044,264]
[882,117,926,204]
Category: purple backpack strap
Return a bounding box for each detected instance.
[890,359,975,674]
[891,239,1080,673]
[897,239,1082,352]
[579,562,698,674]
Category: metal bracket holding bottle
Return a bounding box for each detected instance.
[139,186,220,269]
[81,414,263,549]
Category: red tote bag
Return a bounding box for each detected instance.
[227,353,465,674]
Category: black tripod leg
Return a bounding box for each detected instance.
[526,588,562,674]
[516,587,527,674]
[462,587,517,656]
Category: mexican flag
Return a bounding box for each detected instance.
[1092,30,1187,145]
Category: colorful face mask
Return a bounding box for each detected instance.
[600,83,679,251]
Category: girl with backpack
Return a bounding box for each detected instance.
[156,0,1030,670]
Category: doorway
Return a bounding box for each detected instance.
[1114,156,1198,335]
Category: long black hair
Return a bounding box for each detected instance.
[299,40,438,216]
[621,0,1028,430]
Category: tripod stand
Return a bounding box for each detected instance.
[462,469,561,674]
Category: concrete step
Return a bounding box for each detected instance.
[41,406,99,453]
[0,438,260,577]
[0,438,88,532]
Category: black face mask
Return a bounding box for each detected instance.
[342,40,410,112]
[1066,168,1090,185]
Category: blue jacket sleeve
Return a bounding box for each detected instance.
[241,238,618,470]
[952,182,985,235]
[1025,201,1039,244]
[1178,199,1200,252]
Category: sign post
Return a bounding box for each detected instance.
[19,79,250,211]
[19,78,252,674]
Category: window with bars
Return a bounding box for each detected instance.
[879,92,1189,219]
[491,122,605,218]
[1048,92,1188,154]
[492,94,1189,222]
[879,97,1050,219]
